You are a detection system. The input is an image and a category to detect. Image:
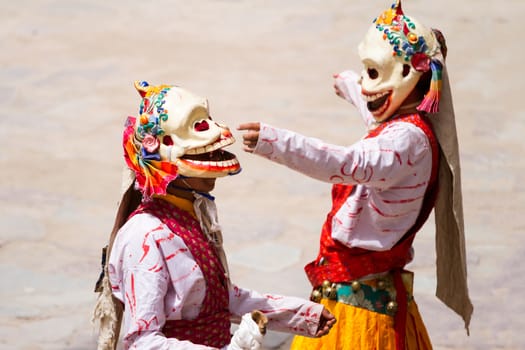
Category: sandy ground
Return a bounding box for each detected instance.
[1,0,524,349]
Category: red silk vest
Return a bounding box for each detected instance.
[131,198,231,348]
[304,113,439,288]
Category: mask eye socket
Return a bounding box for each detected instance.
[367,68,379,80]
[402,64,411,77]
[194,120,210,132]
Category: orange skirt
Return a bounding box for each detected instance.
[290,298,432,350]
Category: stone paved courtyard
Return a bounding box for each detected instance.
[1,1,523,349]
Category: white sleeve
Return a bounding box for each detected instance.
[253,122,430,189]
[334,69,374,127]
[109,217,215,350]
[228,284,323,338]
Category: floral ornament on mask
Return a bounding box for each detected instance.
[374,0,444,113]
[123,81,179,198]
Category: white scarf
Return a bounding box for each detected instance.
[192,192,231,283]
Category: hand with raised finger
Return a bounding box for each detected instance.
[236,122,261,153]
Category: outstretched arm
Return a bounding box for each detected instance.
[228,284,335,338]
[237,121,429,189]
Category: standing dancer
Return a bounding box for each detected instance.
[238,1,472,349]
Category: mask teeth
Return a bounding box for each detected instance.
[417,59,443,113]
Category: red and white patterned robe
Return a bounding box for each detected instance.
[109,196,323,350]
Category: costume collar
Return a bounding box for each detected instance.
[153,193,196,218]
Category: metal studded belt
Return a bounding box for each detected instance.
[310,271,414,316]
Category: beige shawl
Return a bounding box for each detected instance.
[429,67,473,333]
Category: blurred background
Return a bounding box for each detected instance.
[1,0,523,349]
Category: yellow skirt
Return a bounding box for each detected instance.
[290,299,432,350]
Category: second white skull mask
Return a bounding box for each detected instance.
[358,1,440,122]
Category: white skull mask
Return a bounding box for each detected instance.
[358,2,439,122]
[133,82,241,179]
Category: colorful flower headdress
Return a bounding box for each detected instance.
[123,81,179,197]
[374,0,444,113]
